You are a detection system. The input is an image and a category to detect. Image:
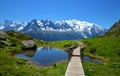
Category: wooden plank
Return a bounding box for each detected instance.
[65,46,85,76]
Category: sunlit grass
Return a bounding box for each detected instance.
[81,38,120,76]
[35,40,78,50]
[0,49,68,76]
[0,30,71,76]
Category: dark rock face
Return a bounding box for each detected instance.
[21,40,37,50]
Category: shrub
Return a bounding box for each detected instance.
[89,48,96,53]
[64,44,72,47]
[118,50,120,56]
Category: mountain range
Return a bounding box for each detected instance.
[0,19,106,41]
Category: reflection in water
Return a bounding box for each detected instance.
[24,50,36,57]
[15,47,68,66]
[82,56,102,64]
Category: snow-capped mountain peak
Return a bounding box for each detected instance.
[55,19,102,32]
[0,20,27,31]
[0,19,106,41]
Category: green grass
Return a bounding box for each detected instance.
[103,20,120,37]
[81,38,120,76]
[1,30,120,76]
[0,31,72,76]
[0,48,68,76]
[5,30,32,40]
[35,40,78,50]
[82,61,120,76]
[0,43,69,76]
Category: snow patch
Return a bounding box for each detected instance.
[18,26,24,31]
[0,26,4,29]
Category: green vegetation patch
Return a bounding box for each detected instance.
[1,30,76,76]
[0,48,68,76]
[103,20,120,37]
[83,61,120,76]
[81,38,120,76]
[35,40,78,50]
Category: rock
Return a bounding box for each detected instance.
[0,31,9,40]
[0,41,11,46]
[22,40,37,50]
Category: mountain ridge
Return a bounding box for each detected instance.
[0,19,106,41]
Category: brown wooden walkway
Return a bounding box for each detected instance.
[65,46,85,76]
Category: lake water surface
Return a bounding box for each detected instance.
[83,56,102,64]
[15,47,68,66]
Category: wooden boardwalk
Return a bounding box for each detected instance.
[65,46,85,76]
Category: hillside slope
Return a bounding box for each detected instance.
[0,30,32,49]
[80,19,120,76]
[104,20,120,37]
[82,38,120,76]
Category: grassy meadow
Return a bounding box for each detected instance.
[0,49,68,76]
[0,31,78,76]
[35,40,78,50]
[1,30,120,76]
[81,38,120,76]
[0,43,69,76]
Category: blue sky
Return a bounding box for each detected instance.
[0,0,120,29]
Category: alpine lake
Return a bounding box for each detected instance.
[15,46,102,67]
[15,47,68,66]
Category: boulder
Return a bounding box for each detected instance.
[0,41,11,46]
[22,40,37,50]
[0,31,9,40]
